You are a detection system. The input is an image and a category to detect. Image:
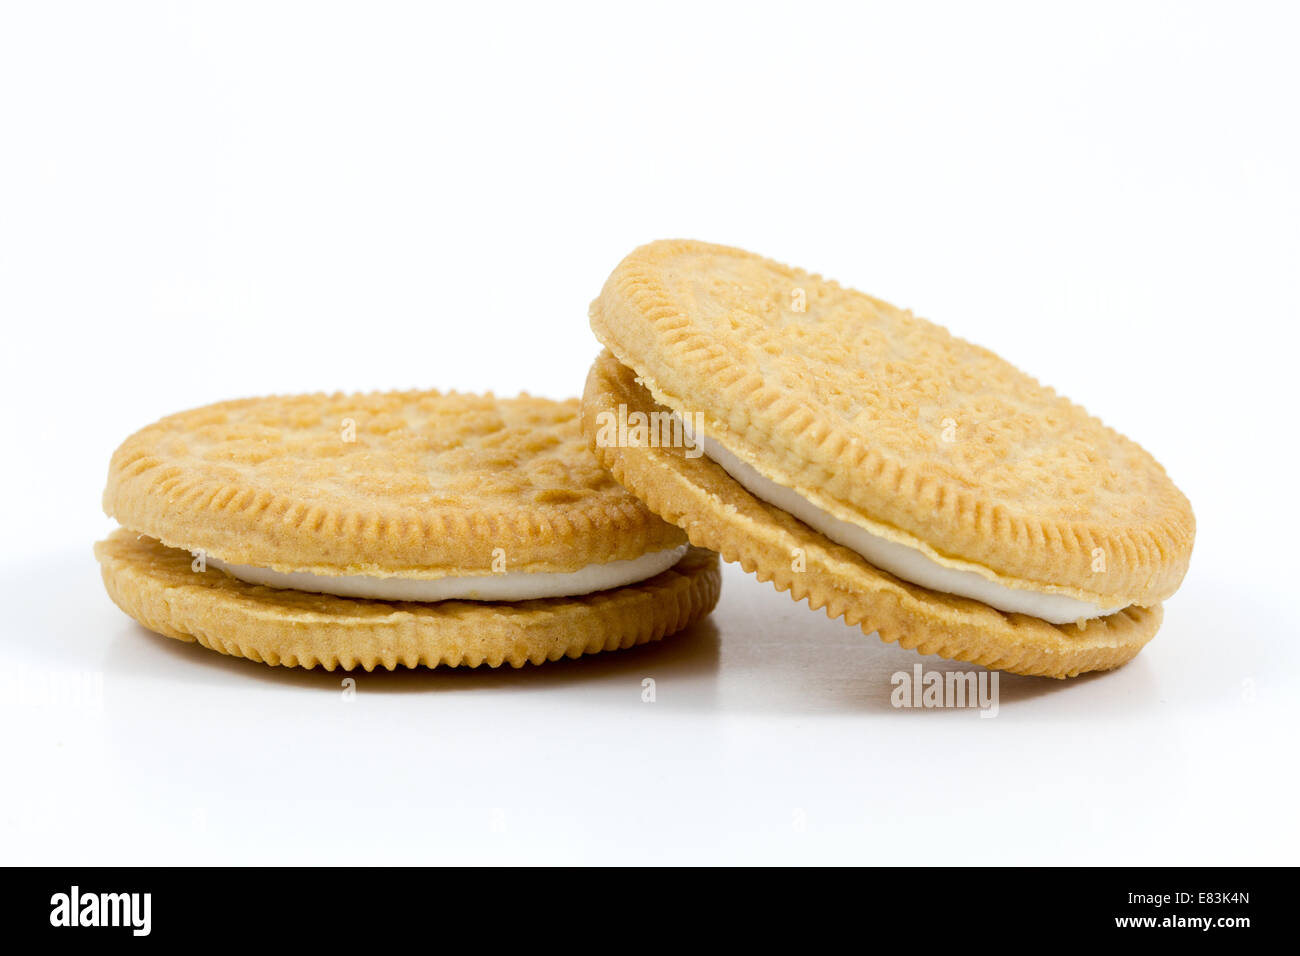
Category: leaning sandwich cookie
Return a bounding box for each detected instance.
[582,240,1194,678]
[97,390,720,670]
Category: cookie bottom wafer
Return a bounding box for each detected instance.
[582,351,1161,678]
[95,529,721,671]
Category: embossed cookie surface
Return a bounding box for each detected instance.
[104,391,686,577]
[590,239,1193,609]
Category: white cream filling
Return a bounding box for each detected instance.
[689,423,1119,624]
[208,544,689,602]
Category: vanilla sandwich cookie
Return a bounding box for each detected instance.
[583,240,1194,678]
[97,391,720,670]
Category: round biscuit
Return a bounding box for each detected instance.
[590,239,1194,609]
[104,391,686,577]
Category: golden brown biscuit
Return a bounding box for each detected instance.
[105,391,684,577]
[99,390,719,670]
[96,530,720,671]
[584,239,1193,677]
[590,240,1193,611]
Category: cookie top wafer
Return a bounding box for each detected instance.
[104,391,686,578]
[590,239,1194,610]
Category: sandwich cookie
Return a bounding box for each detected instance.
[97,390,720,670]
[583,240,1194,677]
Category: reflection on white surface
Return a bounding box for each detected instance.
[0,552,1285,865]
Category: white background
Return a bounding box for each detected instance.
[1,1,1295,864]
